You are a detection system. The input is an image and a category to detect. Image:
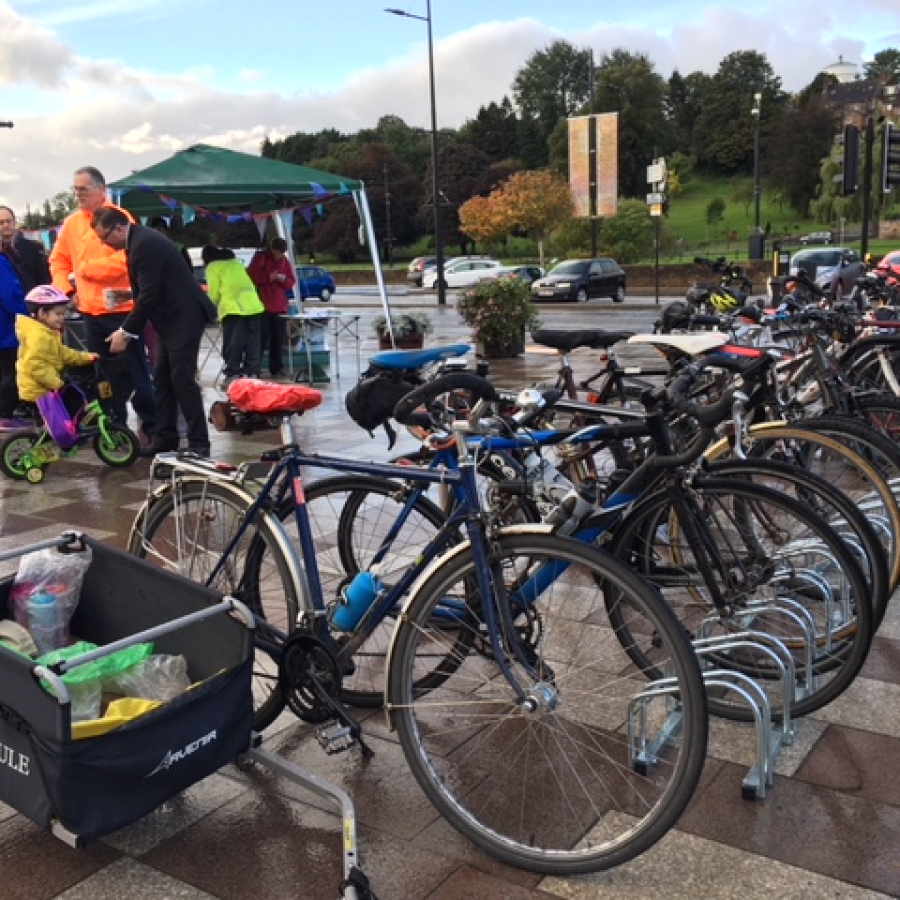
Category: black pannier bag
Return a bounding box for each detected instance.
[344,368,421,447]
[0,535,253,845]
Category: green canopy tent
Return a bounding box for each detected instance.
[107,143,393,335]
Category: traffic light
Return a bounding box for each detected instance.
[882,121,900,193]
[840,124,860,196]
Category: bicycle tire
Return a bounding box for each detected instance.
[93,423,139,467]
[388,531,708,874]
[129,478,302,730]
[0,430,42,480]
[279,474,474,707]
[706,422,900,592]
[705,457,890,626]
[607,477,874,720]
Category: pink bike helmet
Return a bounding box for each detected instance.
[25,285,71,312]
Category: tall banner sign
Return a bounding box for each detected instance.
[568,112,618,219]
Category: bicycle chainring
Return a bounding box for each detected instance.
[278,633,343,723]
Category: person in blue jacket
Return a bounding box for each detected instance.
[0,254,29,430]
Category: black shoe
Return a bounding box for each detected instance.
[187,445,211,458]
[138,442,179,458]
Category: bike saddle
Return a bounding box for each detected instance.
[368,343,472,371]
[531,329,634,352]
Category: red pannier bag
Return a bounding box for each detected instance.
[226,379,323,416]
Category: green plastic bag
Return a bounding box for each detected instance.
[39,641,155,685]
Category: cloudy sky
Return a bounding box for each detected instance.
[1,0,898,213]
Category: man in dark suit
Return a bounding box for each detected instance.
[91,206,215,457]
[0,205,51,292]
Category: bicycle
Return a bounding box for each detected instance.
[129,376,710,875]
[270,365,875,722]
[0,359,139,483]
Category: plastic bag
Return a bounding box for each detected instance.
[39,640,155,723]
[111,654,191,701]
[11,544,92,654]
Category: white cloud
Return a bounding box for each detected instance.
[0,3,898,212]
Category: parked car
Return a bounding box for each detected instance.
[406,256,437,287]
[486,265,546,284]
[789,247,866,301]
[422,257,504,290]
[799,230,834,245]
[292,265,336,302]
[876,249,900,281]
[531,258,626,303]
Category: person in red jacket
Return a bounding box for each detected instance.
[247,237,295,379]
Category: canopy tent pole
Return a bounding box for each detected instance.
[272,210,300,310]
[355,185,393,343]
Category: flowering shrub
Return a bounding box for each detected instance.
[457,277,541,351]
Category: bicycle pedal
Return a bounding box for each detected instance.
[316,720,356,755]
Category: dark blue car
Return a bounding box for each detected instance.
[293,265,336,302]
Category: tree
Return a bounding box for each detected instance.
[598,200,656,263]
[730,178,755,216]
[478,170,573,267]
[458,195,508,246]
[512,40,593,164]
[666,70,710,155]
[706,196,726,227]
[458,98,521,164]
[591,50,671,198]
[693,51,786,175]
[865,49,900,83]
[764,93,838,216]
[21,191,77,228]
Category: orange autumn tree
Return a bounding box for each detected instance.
[460,170,573,267]
[457,194,508,247]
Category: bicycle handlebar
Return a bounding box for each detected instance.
[393,371,500,429]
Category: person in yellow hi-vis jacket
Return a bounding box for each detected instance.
[201,245,265,384]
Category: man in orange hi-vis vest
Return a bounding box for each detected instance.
[49,166,155,440]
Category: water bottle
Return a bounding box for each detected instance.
[546,482,598,537]
[522,451,573,504]
[27,591,63,655]
[330,571,383,632]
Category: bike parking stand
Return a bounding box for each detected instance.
[239,733,374,900]
[628,630,801,801]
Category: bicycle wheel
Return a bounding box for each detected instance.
[0,430,42,481]
[284,474,472,707]
[129,478,302,730]
[608,478,873,720]
[93,423,139,467]
[705,457,890,626]
[388,532,707,874]
[707,422,900,592]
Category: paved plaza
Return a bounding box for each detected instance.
[0,295,898,899]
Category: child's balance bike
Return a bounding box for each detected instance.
[0,371,139,484]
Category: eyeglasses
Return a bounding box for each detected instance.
[94,225,119,243]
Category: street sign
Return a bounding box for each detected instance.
[650,204,663,217]
[647,161,666,185]
[646,192,665,205]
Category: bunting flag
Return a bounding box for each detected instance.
[299,206,314,226]
[182,205,196,224]
[255,216,268,242]
[275,208,294,238]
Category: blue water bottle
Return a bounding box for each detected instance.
[27,591,62,655]
[331,572,383,632]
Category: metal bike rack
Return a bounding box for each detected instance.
[628,627,802,801]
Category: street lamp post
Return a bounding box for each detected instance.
[749,92,764,260]
[752,92,762,234]
[385,2,446,306]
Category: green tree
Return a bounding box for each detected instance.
[590,49,671,198]
[865,49,900,83]
[458,98,521,164]
[666,70,710,156]
[764,93,838,216]
[512,40,593,164]
[598,199,655,263]
[694,51,786,175]
[706,196,726,227]
[21,191,77,228]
